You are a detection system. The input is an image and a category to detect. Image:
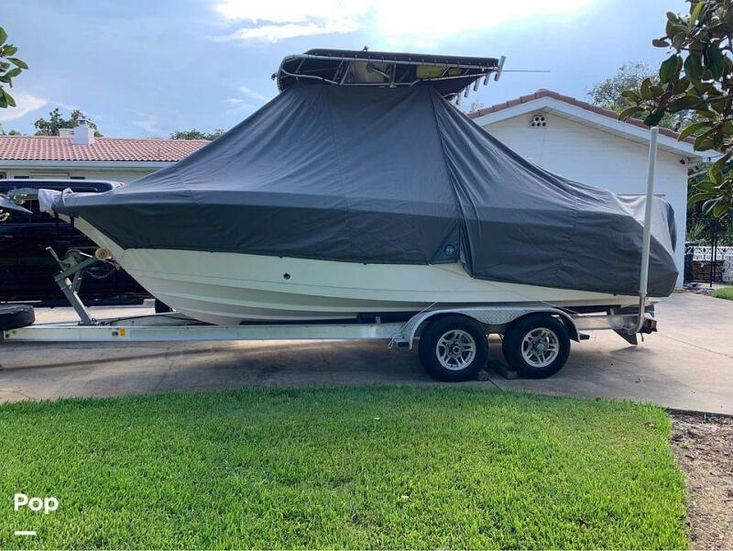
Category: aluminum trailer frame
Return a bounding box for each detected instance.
[1,303,654,346]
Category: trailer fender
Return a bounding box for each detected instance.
[398,306,581,349]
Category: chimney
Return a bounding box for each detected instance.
[73,118,95,145]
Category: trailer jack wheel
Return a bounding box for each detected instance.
[502,314,570,379]
[0,304,35,331]
[418,315,488,382]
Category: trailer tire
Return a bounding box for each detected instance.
[0,304,35,331]
[418,315,488,382]
[502,314,570,379]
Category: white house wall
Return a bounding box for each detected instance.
[482,112,688,287]
[0,166,160,183]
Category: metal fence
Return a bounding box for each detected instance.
[685,244,733,284]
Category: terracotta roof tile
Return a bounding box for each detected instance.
[467,89,691,142]
[0,136,209,162]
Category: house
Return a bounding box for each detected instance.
[0,121,209,182]
[469,89,708,287]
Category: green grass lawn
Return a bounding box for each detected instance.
[713,286,733,300]
[0,387,687,549]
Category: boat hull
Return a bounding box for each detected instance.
[76,219,639,325]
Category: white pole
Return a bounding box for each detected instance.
[635,126,658,333]
[639,127,658,297]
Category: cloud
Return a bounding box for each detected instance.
[222,18,360,43]
[0,92,47,122]
[213,0,592,44]
[237,85,269,103]
[132,115,162,133]
[224,85,271,114]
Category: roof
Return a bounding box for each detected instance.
[0,136,209,162]
[468,89,690,141]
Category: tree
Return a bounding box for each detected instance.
[462,100,484,114]
[619,0,733,217]
[588,62,695,129]
[0,26,28,109]
[170,128,225,140]
[0,123,21,135]
[589,62,655,110]
[34,108,102,137]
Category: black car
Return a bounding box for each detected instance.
[0,179,148,303]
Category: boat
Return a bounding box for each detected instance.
[38,49,678,326]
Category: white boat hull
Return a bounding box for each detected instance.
[76,219,639,325]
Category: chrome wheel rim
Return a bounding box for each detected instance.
[436,329,476,371]
[521,327,559,368]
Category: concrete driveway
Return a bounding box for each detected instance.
[1,292,731,414]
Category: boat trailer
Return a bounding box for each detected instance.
[0,245,657,381]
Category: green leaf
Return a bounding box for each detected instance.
[673,76,690,93]
[704,45,725,79]
[671,32,687,50]
[640,78,652,99]
[644,110,666,127]
[690,1,704,24]
[669,95,700,111]
[650,84,665,96]
[0,27,7,48]
[712,200,730,217]
[618,106,642,121]
[684,53,704,83]
[5,67,21,79]
[620,90,640,102]
[688,192,715,205]
[4,90,16,107]
[709,162,724,185]
[697,179,719,192]
[678,121,713,141]
[0,90,7,109]
[694,126,718,150]
[713,149,732,167]
[652,38,670,47]
[8,57,28,70]
[2,45,17,57]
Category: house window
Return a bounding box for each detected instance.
[30,171,70,179]
[529,114,547,128]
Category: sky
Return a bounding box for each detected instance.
[0,0,689,138]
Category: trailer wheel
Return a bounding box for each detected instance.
[502,314,570,379]
[418,315,488,382]
[0,304,35,331]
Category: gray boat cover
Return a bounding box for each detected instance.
[44,84,678,296]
